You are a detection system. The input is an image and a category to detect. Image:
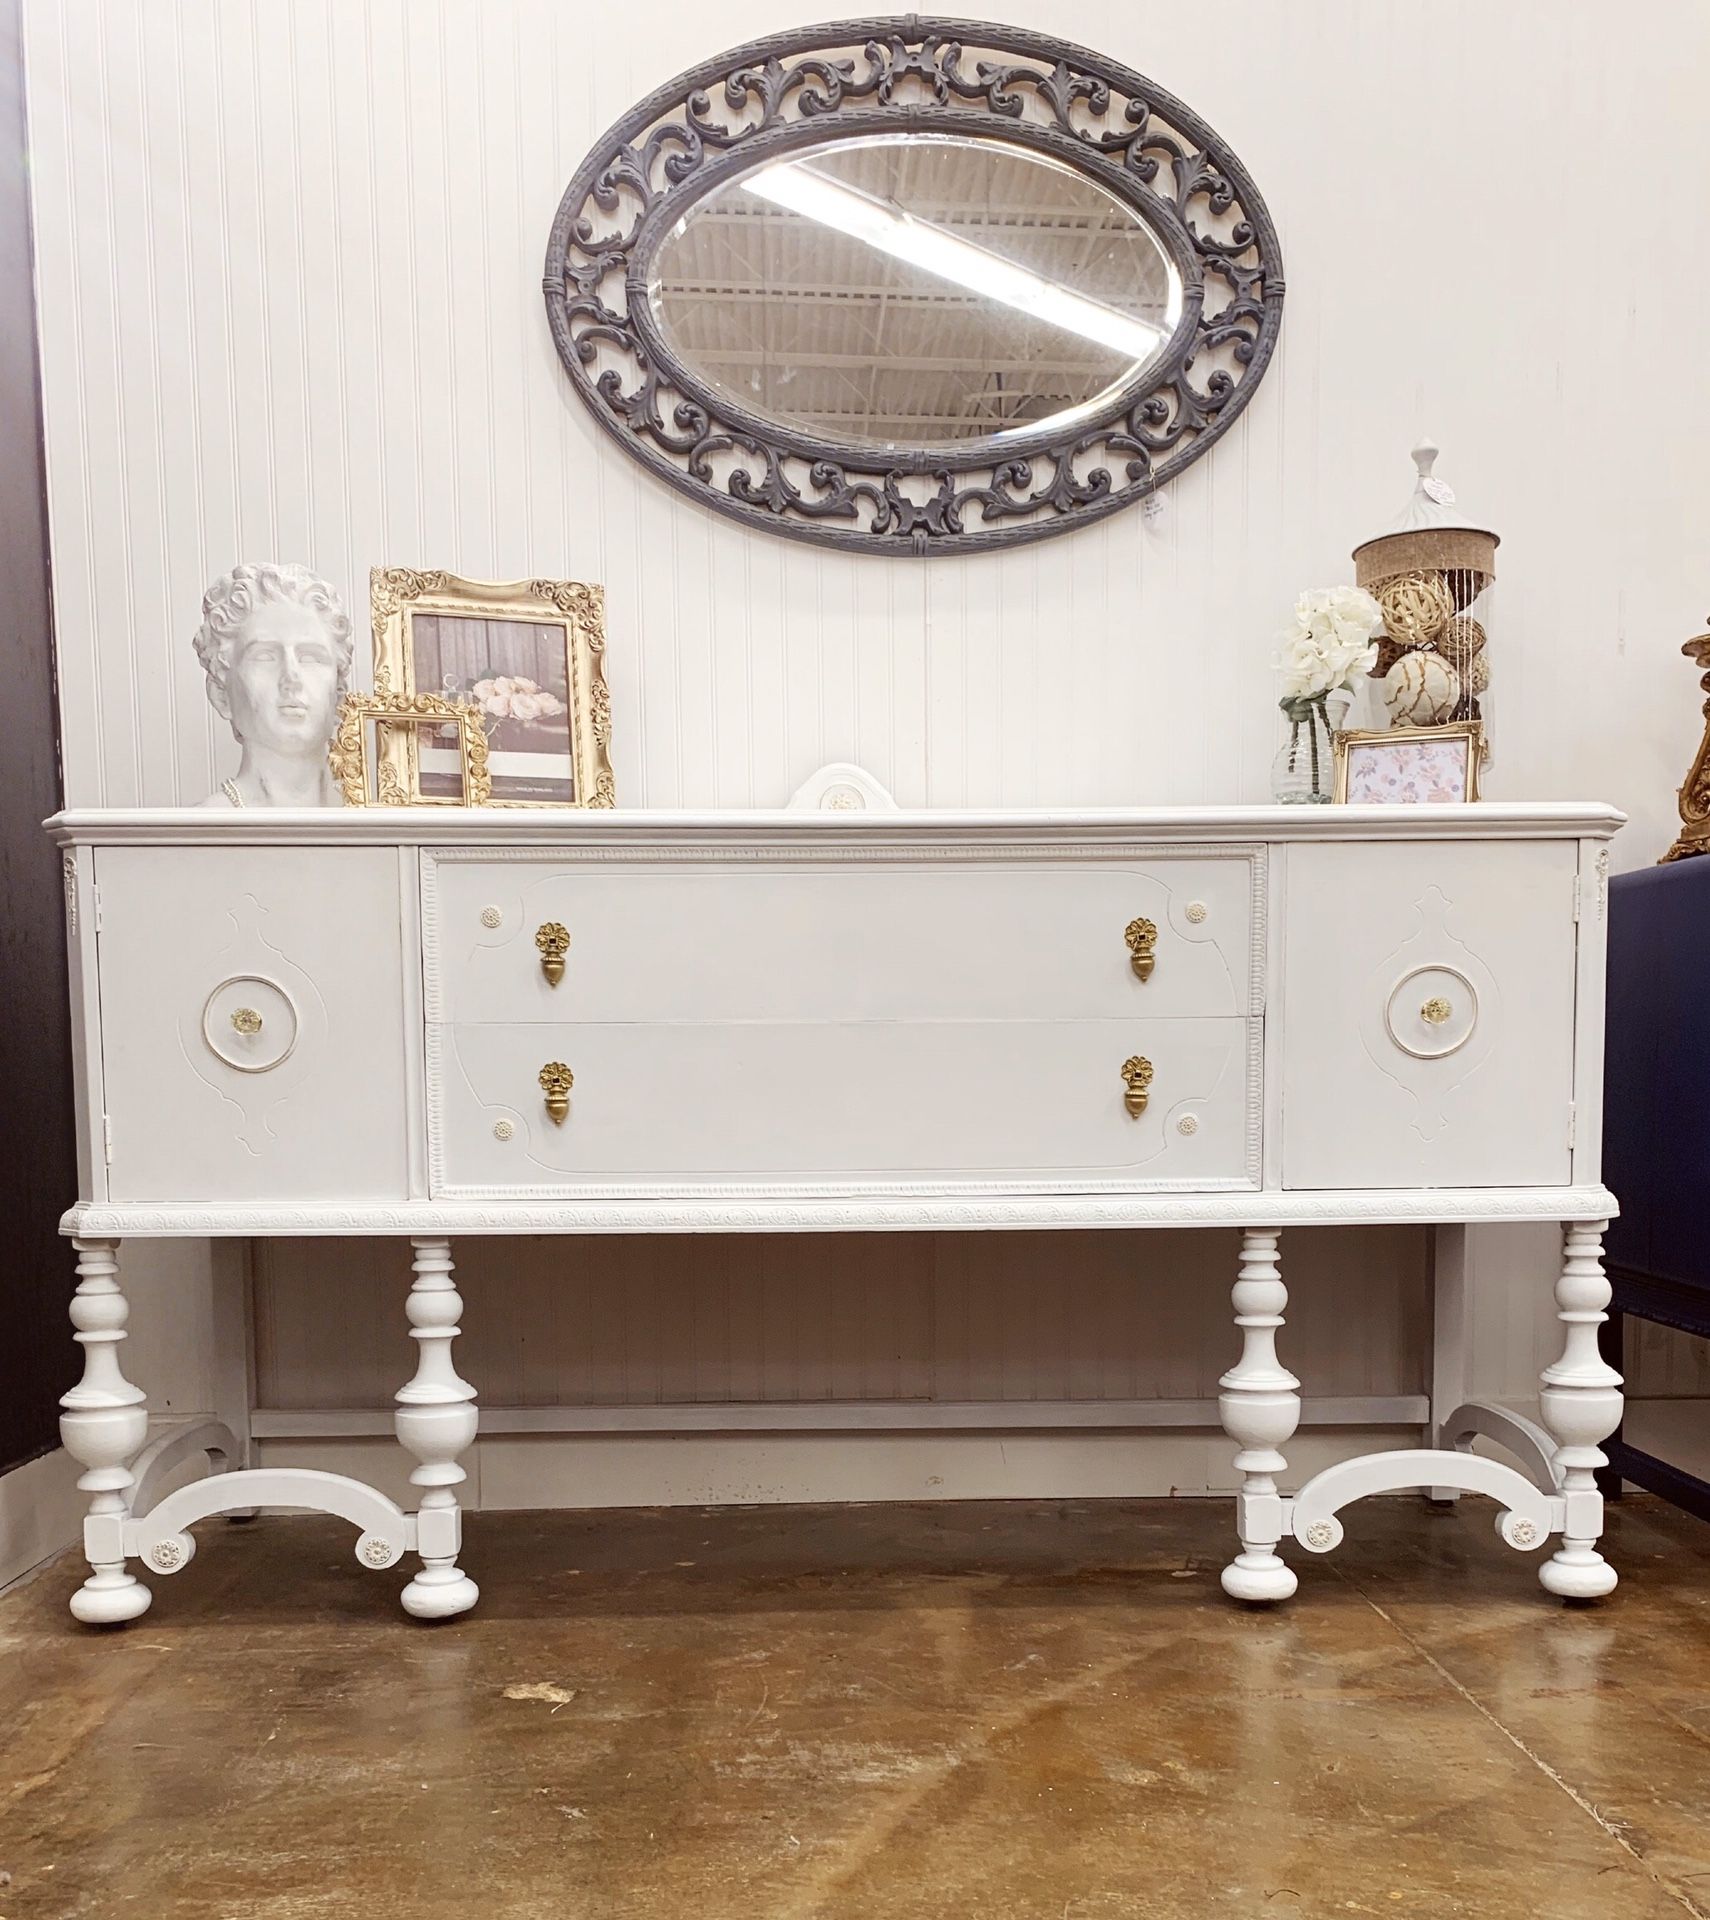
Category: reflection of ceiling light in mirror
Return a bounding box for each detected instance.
[747,158,1173,365]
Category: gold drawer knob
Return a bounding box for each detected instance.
[1120,1054,1154,1118]
[536,922,571,987]
[1421,995,1453,1025]
[1124,917,1157,982]
[538,1061,574,1125]
[230,1006,263,1035]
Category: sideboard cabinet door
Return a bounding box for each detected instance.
[1279,841,1579,1190]
[91,848,409,1203]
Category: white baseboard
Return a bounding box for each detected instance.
[1623,1400,1710,1483]
[0,1447,83,1589]
[0,1417,232,1591]
[3,1427,1429,1589]
[258,1426,1426,1512]
[33,1405,1696,1580]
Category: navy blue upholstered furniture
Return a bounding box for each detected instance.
[1601,856,1710,1520]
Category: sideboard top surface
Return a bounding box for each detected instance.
[48,802,1625,850]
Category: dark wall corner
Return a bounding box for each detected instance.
[0,0,78,1474]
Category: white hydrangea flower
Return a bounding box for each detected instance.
[1275,585,1383,699]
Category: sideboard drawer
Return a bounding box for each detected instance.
[422,853,1258,1026]
[429,1016,1257,1191]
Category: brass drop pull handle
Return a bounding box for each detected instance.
[230,1007,263,1035]
[536,922,571,987]
[1124,917,1157,983]
[1120,1054,1154,1118]
[539,1061,574,1125]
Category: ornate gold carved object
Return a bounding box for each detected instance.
[1420,996,1453,1025]
[538,1062,574,1125]
[1124,917,1158,982]
[535,922,571,986]
[1120,1055,1154,1118]
[229,1006,263,1035]
[329,689,492,806]
[1663,624,1710,862]
[368,568,615,808]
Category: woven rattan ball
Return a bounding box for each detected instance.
[1384,649,1462,726]
[1434,613,1488,675]
[1464,649,1491,696]
[1377,570,1454,647]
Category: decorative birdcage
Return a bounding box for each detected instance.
[1353,440,1499,749]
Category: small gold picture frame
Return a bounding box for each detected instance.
[1333,722,1484,805]
[369,568,614,807]
[329,691,493,807]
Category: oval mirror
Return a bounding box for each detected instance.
[648,134,1183,456]
[545,19,1284,556]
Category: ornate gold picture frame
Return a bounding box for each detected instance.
[1333,722,1484,805]
[370,569,615,807]
[329,691,492,807]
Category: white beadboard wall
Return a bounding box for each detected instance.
[255,1230,1430,1414]
[22,0,1710,1502]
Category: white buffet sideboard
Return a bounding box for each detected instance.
[47,803,1625,1622]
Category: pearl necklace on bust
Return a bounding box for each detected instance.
[220,772,336,807]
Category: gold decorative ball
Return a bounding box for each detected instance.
[1384,649,1462,726]
[1435,613,1488,674]
[1377,570,1454,647]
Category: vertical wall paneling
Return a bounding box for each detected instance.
[25,0,1710,830]
[22,0,1709,1482]
[252,1228,1431,1418]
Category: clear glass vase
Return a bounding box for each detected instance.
[1271,693,1337,804]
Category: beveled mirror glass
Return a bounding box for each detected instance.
[648,134,1182,455]
[545,18,1283,555]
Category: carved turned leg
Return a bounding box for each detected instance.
[1538,1221,1623,1599]
[58,1239,151,1624]
[395,1239,479,1619]
[1427,1223,1469,1503]
[1219,1229,1299,1602]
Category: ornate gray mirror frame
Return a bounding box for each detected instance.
[543,16,1285,557]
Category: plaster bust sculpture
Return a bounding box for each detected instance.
[194,562,353,807]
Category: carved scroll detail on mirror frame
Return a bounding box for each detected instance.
[542,16,1285,557]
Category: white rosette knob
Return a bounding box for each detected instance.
[144,1532,196,1576]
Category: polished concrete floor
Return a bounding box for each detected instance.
[1,1495,1707,1920]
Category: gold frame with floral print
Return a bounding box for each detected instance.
[1332,722,1484,805]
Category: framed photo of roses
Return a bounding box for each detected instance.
[368,569,614,807]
